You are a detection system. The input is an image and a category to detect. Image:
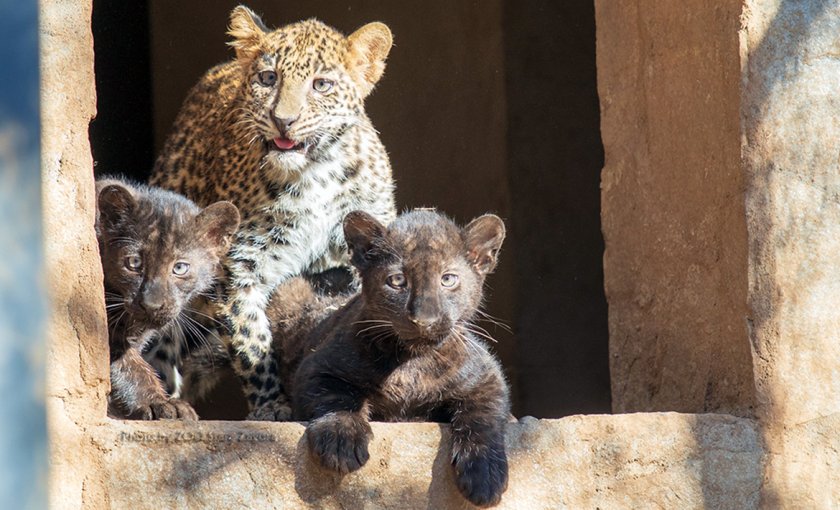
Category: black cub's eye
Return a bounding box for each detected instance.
[124,254,142,272]
[257,70,277,87]
[441,273,459,288]
[312,78,334,93]
[386,273,407,289]
[172,261,191,276]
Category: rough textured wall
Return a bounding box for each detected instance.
[100,414,761,510]
[596,0,755,416]
[741,1,840,506]
[41,0,112,507]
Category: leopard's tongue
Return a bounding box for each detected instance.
[273,137,297,150]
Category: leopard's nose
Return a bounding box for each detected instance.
[272,113,299,132]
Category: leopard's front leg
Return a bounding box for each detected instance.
[223,283,291,420]
[222,221,314,420]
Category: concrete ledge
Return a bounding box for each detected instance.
[98,413,761,509]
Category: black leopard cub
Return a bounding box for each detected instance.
[267,209,510,507]
[96,177,239,420]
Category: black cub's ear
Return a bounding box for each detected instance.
[97,184,136,229]
[464,214,506,275]
[343,211,387,270]
[195,201,241,253]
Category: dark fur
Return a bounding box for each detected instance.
[268,209,510,507]
[96,177,239,420]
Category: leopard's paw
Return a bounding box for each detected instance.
[247,400,292,421]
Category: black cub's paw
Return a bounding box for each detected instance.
[140,398,198,421]
[453,448,509,507]
[306,412,372,474]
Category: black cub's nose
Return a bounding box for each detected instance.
[409,293,441,334]
[140,284,165,312]
[140,296,163,312]
[410,316,436,330]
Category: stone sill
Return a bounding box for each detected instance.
[98,412,761,509]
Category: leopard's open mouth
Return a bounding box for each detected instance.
[267,135,307,153]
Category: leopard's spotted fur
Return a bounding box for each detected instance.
[149,6,396,420]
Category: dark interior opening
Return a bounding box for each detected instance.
[90,0,610,418]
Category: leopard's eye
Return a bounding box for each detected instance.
[258,70,277,87]
[441,273,459,288]
[172,261,191,276]
[313,78,334,93]
[124,254,142,272]
[386,273,407,289]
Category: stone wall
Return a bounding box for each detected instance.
[41,0,111,507]
[596,0,755,417]
[42,0,840,508]
[100,414,760,510]
[598,0,840,507]
[741,1,840,506]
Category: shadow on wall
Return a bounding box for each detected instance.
[741,0,836,507]
[154,424,469,507]
[89,0,610,418]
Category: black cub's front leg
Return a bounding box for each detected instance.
[451,427,508,508]
[298,373,373,473]
[449,383,510,507]
[110,347,198,420]
[307,411,372,474]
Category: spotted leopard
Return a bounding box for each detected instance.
[149,6,396,420]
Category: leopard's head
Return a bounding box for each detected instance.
[227,6,392,174]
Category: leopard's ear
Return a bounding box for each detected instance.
[464,214,506,275]
[227,5,268,62]
[343,211,388,270]
[346,22,393,97]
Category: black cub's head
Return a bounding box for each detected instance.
[96,181,240,329]
[343,209,505,344]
